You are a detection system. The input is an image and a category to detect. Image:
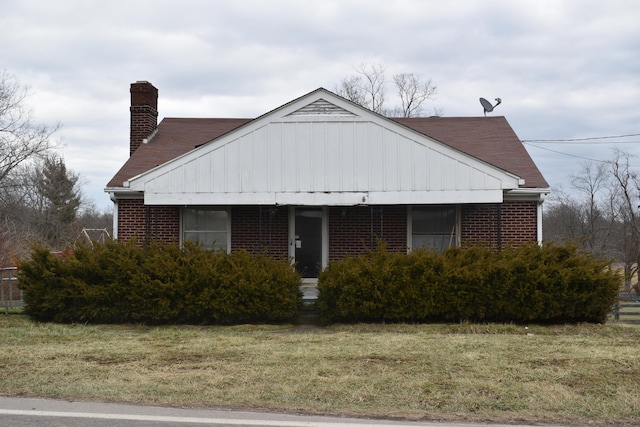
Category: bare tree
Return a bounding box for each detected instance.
[569,161,613,255]
[0,71,62,262]
[335,75,367,108]
[335,63,386,113]
[608,149,640,291]
[335,63,439,117]
[0,70,59,188]
[357,63,386,114]
[543,152,640,293]
[543,161,620,259]
[393,73,438,118]
[543,185,584,243]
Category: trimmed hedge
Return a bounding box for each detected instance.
[18,240,302,324]
[316,243,620,324]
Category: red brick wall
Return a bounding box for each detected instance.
[328,206,407,261]
[230,206,288,259]
[501,200,539,244]
[130,81,158,156]
[117,199,179,244]
[115,201,538,254]
[461,201,538,248]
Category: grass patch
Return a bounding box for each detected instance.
[1,313,639,425]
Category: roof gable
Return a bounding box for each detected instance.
[119,89,535,206]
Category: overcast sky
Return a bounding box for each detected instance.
[2,0,639,210]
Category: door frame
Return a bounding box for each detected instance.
[289,206,328,283]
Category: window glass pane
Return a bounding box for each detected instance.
[183,209,199,230]
[412,206,456,252]
[412,234,454,252]
[413,207,455,233]
[184,231,227,250]
[204,210,227,231]
[183,208,227,251]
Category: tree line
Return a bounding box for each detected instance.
[0,70,111,266]
[543,150,640,292]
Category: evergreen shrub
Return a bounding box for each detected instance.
[317,243,620,324]
[18,240,302,324]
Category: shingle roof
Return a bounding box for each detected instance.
[107,118,251,189]
[107,115,548,190]
[393,116,548,189]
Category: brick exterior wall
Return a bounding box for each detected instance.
[130,81,158,156]
[230,206,289,259]
[115,200,538,255]
[117,198,179,244]
[461,200,538,248]
[328,206,407,261]
[501,200,539,244]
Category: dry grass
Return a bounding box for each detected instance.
[1,313,639,425]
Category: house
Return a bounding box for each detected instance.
[106,81,549,283]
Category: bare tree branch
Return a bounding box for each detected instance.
[335,63,439,117]
[393,73,437,118]
[335,75,367,107]
[335,63,386,114]
[0,70,59,186]
[355,63,385,114]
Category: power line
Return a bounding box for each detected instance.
[523,142,640,169]
[523,142,609,163]
[521,133,640,143]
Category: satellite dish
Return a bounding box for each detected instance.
[479,97,502,116]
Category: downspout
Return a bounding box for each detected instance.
[145,205,151,245]
[497,203,502,251]
[537,195,545,245]
[269,207,274,255]
[380,206,384,240]
[259,206,262,250]
[110,193,118,240]
[370,206,374,248]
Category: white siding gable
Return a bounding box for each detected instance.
[128,89,521,206]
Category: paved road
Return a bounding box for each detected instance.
[0,397,566,427]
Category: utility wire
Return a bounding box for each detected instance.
[521,132,640,143]
[523,142,609,163]
[523,142,640,169]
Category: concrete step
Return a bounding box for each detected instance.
[297,302,321,325]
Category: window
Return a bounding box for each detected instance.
[182,207,228,251]
[411,206,457,252]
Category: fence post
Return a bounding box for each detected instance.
[1,268,5,315]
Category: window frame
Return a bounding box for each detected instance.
[181,206,230,252]
[407,205,460,252]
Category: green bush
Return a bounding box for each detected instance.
[316,246,444,323]
[317,243,620,324]
[18,241,302,324]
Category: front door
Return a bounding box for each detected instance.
[292,207,324,278]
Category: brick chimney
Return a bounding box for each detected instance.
[130,81,158,156]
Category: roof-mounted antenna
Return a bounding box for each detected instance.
[479,97,502,116]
